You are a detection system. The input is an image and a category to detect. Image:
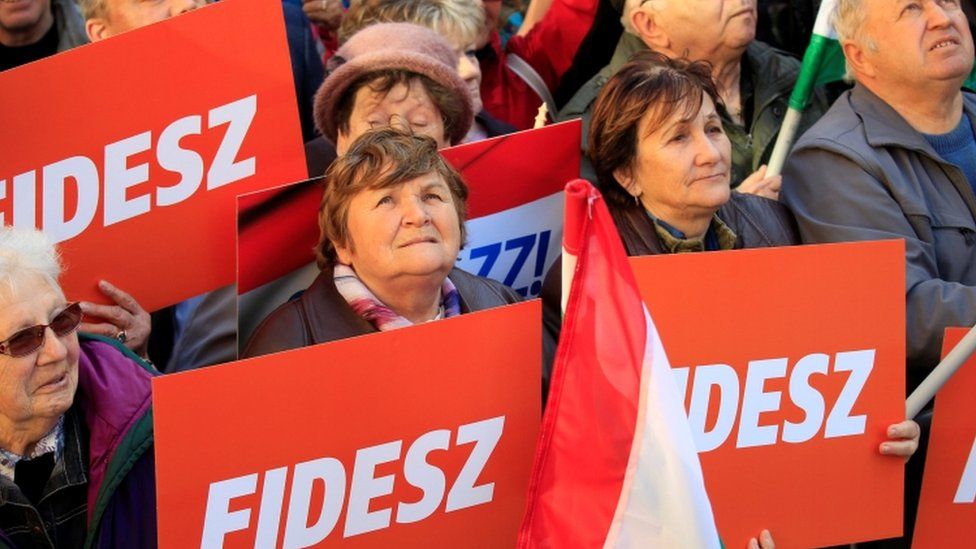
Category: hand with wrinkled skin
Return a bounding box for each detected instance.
[748,529,775,549]
[880,420,921,460]
[737,164,781,200]
[302,0,343,31]
[79,280,151,359]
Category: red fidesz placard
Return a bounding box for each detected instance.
[154,301,541,548]
[0,0,306,310]
[631,240,906,548]
[912,327,976,548]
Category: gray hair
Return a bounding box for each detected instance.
[834,0,875,81]
[0,227,63,296]
[340,0,485,47]
[833,0,868,43]
[78,0,106,21]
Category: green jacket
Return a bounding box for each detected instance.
[558,34,830,186]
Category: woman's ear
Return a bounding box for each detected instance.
[613,166,641,198]
[333,234,354,266]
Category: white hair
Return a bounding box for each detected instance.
[833,0,867,43]
[0,227,63,296]
[834,0,875,81]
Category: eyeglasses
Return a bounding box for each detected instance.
[0,303,82,358]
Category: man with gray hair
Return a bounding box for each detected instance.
[559,0,829,198]
[782,0,976,390]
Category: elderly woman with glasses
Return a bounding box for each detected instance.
[0,228,156,548]
[243,127,521,357]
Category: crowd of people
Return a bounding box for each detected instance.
[2,0,974,547]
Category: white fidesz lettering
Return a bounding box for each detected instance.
[207,95,257,190]
[677,350,876,451]
[954,436,976,504]
[199,415,505,548]
[0,94,257,242]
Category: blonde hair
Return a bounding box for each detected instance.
[78,0,107,21]
[340,0,485,47]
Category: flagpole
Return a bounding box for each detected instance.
[767,0,837,176]
[560,181,589,315]
[906,323,976,419]
[767,108,803,176]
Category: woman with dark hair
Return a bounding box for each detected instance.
[584,51,798,256]
[541,58,921,545]
[542,52,798,368]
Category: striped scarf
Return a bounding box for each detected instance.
[333,264,462,331]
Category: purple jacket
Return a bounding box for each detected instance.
[77,335,157,549]
[0,335,157,548]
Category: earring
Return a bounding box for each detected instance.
[633,194,640,207]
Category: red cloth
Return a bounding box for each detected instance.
[518,179,644,546]
[479,0,598,129]
[314,24,339,65]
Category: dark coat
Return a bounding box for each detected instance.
[242,265,523,358]
[541,193,799,396]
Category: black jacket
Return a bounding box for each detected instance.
[243,265,522,358]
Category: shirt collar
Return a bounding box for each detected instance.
[0,416,65,483]
[651,214,737,253]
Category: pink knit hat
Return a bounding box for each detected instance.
[314,22,475,146]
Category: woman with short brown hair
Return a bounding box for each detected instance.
[243,128,520,358]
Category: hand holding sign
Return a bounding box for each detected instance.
[79,280,151,358]
[0,0,307,311]
[880,420,921,460]
[631,240,906,548]
[912,328,976,548]
[748,530,775,549]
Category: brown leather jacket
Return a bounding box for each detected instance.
[541,192,799,397]
[242,265,523,358]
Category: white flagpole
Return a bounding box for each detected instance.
[906,324,976,418]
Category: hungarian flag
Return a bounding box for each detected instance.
[518,180,720,548]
